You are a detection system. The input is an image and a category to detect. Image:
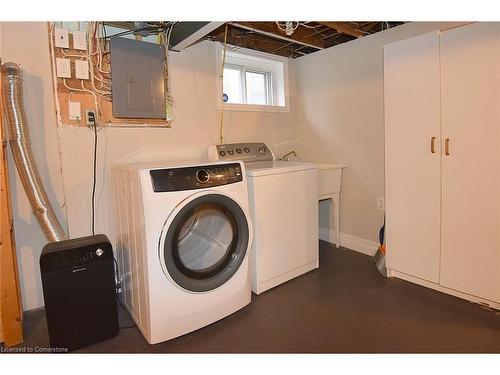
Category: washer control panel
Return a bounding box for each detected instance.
[150,162,243,192]
[212,143,274,163]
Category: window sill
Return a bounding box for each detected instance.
[220,103,290,113]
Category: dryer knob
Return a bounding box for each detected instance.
[196,169,210,184]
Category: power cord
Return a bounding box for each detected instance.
[116,294,137,329]
[219,23,229,145]
[111,248,137,330]
[84,55,135,332]
[90,113,97,235]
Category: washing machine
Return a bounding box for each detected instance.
[208,143,319,294]
[111,160,252,344]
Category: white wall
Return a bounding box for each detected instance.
[1,22,69,311]
[1,22,298,310]
[294,22,466,245]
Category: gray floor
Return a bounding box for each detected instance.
[20,241,500,353]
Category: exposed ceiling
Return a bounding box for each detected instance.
[104,21,405,59]
[206,22,405,58]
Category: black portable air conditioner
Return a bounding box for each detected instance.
[40,234,119,351]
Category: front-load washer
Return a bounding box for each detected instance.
[111,160,252,344]
[208,143,319,294]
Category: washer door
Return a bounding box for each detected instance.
[160,193,250,292]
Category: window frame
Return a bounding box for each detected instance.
[216,44,290,113]
[224,63,273,106]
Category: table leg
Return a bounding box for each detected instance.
[332,192,340,248]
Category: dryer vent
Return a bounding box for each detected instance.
[1,62,67,242]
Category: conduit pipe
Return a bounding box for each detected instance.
[227,22,325,50]
[1,62,67,242]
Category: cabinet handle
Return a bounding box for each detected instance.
[445,138,450,156]
[431,137,436,154]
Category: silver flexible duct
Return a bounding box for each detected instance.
[1,62,67,242]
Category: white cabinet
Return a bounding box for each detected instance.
[384,31,442,283]
[440,23,500,303]
[384,23,500,309]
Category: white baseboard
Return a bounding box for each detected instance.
[389,269,500,310]
[319,227,378,256]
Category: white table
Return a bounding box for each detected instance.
[317,164,346,248]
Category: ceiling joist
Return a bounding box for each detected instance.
[210,22,404,58]
[316,22,365,38]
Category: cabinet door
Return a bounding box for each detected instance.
[440,23,500,303]
[384,32,442,283]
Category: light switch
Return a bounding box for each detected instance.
[68,101,81,120]
[56,58,71,78]
[72,30,87,51]
[54,28,69,49]
[75,60,89,80]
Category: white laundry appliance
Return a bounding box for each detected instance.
[208,143,319,294]
[111,160,252,344]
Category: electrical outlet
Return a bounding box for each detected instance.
[68,101,81,121]
[377,197,385,211]
[54,27,69,49]
[85,109,96,127]
[55,58,71,78]
[72,30,87,51]
[75,59,89,80]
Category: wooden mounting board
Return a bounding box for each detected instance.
[57,91,170,127]
[0,63,24,347]
[50,26,171,128]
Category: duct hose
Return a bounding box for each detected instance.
[1,62,67,242]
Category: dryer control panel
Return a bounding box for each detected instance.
[150,163,243,192]
[208,142,274,163]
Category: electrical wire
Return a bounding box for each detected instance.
[59,27,106,237]
[275,21,300,35]
[116,294,137,329]
[106,25,167,39]
[219,23,229,145]
[60,50,86,58]
[159,22,176,120]
[299,22,324,29]
[86,22,112,98]
[91,114,97,235]
[216,40,240,51]
[111,254,136,330]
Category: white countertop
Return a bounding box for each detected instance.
[316,163,347,170]
[245,160,318,177]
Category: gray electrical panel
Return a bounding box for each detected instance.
[110,37,166,119]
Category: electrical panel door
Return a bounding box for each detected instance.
[110,37,166,119]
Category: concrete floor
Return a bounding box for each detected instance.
[20,241,500,353]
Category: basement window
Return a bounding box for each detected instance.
[217,46,289,112]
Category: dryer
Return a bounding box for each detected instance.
[111,160,252,344]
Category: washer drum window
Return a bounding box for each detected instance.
[162,194,249,292]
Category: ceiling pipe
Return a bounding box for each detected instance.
[227,22,324,50]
